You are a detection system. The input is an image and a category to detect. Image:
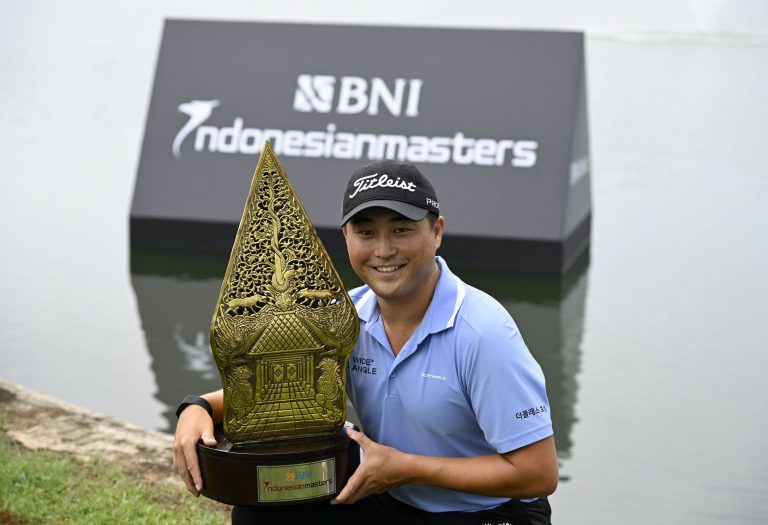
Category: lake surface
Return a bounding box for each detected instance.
[1,5,767,523]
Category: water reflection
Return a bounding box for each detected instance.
[131,251,225,432]
[131,249,588,457]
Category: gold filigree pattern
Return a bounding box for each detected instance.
[210,142,359,446]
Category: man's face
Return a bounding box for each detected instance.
[343,207,444,305]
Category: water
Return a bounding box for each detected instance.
[1,3,767,523]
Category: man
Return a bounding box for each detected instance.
[174,160,558,524]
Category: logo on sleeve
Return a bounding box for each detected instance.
[515,405,548,420]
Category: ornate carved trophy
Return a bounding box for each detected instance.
[196,142,360,505]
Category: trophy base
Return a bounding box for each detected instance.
[196,426,359,506]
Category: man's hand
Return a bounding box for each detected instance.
[172,404,217,496]
[331,428,411,505]
[331,431,558,504]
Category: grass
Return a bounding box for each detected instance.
[0,428,228,525]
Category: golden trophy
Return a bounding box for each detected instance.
[196,142,360,505]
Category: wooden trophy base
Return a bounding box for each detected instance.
[196,426,359,506]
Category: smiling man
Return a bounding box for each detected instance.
[174,160,558,525]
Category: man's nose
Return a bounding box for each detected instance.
[373,234,397,258]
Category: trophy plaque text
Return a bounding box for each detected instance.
[196,142,360,505]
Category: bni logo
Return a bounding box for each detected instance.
[293,74,423,117]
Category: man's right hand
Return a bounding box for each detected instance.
[172,404,218,496]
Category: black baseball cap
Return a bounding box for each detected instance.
[341,160,440,226]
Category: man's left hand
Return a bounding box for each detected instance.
[331,427,410,505]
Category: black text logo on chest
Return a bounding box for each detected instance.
[351,356,377,375]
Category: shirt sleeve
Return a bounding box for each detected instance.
[461,313,553,454]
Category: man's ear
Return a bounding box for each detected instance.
[433,216,445,250]
[341,224,348,240]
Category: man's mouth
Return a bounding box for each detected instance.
[374,264,404,273]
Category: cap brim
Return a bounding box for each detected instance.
[341,200,429,226]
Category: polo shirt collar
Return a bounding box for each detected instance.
[354,256,466,336]
[423,256,466,334]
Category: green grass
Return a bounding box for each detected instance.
[0,429,228,525]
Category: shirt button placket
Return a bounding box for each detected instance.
[387,369,399,397]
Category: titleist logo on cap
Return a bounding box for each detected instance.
[348,173,417,199]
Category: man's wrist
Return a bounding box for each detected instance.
[176,395,214,420]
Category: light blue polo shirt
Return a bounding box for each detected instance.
[346,256,553,513]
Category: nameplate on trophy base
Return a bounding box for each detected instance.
[257,459,336,502]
